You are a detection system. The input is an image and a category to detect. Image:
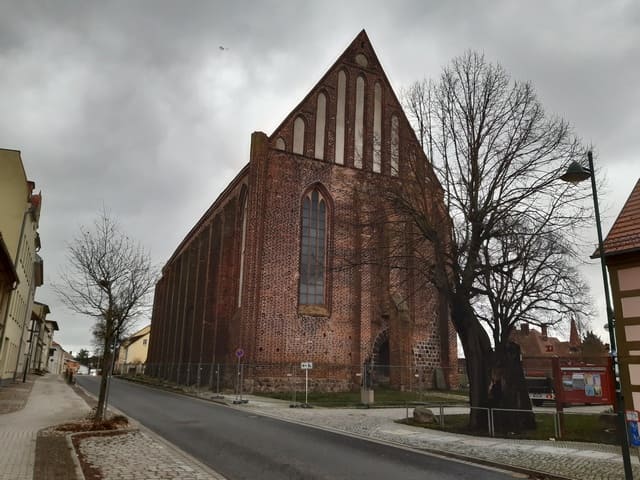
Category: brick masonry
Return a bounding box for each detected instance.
[147,31,458,391]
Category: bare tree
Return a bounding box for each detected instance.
[395,51,593,429]
[56,210,156,420]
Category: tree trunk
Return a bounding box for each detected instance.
[492,341,535,432]
[95,334,112,421]
[451,298,493,431]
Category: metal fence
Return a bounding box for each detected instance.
[119,362,455,395]
[406,403,619,442]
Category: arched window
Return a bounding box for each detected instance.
[373,82,382,173]
[335,70,346,165]
[315,92,326,160]
[354,76,365,168]
[299,188,328,306]
[390,115,399,176]
[293,116,305,155]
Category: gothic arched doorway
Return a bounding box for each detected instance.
[372,329,390,386]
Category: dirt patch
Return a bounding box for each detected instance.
[34,431,80,480]
[55,414,129,432]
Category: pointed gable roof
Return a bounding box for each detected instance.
[268,30,426,174]
[602,179,640,257]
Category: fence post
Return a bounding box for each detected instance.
[439,405,445,428]
[489,408,494,437]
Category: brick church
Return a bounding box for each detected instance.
[146,31,458,391]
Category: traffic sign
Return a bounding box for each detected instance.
[301,362,313,370]
[235,348,245,358]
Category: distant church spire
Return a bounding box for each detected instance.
[569,318,581,348]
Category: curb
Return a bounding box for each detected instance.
[65,433,86,480]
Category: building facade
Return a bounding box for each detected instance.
[116,324,151,374]
[0,149,43,386]
[147,31,457,391]
[601,179,640,410]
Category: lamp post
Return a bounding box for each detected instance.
[560,150,633,480]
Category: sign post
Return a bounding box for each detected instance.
[233,348,245,404]
[301,362,313,407]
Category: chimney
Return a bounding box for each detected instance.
[541,325,548,339]
[521,324,529,334]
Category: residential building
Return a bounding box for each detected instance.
[115,324,150,374]
[0,149,43,386]
[0,235,18,350]
[600,178,640,410]
[48,341,66,375]
[146,31,457,391]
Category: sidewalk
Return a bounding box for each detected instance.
[0,374,89,480]
[217,393,640,480]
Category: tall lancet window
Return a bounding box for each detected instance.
[390,115,399,176]
[354,76,365,168]
[315,92,326,160]
[299,188,328,306]
[373,82,382,173]
[293,116,305,155]
[335,70,346,164]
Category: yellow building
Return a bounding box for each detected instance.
[116,325,151,375]
[0,235,19,351]
[25,301,55,374]
[0,149,43,386]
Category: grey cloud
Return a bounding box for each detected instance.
[1,0,638,354]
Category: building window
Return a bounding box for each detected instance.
[143,338,148,346]
[390,115,399,176]
[373,82,382,173]
[335,70,346,165]
[354,76,365,168]
[299,188,328,306]
[293,116,305,155]
[315,92,326,160]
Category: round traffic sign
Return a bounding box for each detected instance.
[235,348,245,358]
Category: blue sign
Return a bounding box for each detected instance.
[626,411,640,447]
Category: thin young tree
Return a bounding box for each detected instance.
[395,51,593,429]
[56,210,156,420]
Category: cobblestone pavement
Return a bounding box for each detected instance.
[227,394,640,480]
[75,429,226,480]
[0,374,89,480]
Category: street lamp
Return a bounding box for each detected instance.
[560,150,633,480]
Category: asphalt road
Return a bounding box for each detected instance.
[77,376,523,480]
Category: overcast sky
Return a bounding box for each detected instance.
[1,1,638,355]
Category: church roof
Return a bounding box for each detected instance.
[601,178,640,257]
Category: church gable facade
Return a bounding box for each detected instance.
[147,31,457,391]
